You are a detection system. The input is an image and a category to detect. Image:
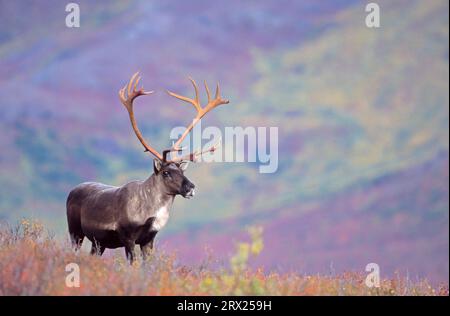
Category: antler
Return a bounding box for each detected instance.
[119,72,163,161]
[168,137,222,163]
[119,74,229,163]
[166,78,229,161]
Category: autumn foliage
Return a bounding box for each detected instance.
[0,219,447,296]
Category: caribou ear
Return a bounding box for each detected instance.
[179,161,190,171]
[154,159,163,173]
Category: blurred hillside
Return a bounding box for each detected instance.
[0,0,448,283]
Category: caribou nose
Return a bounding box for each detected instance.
[187,183,195,194]
[184,182,195,198]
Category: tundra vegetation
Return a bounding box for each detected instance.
[0,219,447,296]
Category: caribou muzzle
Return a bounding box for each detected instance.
[182,180,196,199]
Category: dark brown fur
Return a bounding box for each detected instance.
[66,160,194,263]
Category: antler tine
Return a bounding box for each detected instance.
[204,80,211,103]
[162,144,188,162]
[170,137,222,163]
[166,78,202,113]
[119,72,162,160]
[133,75,141,93]
[202,81,229,110]
[189,77,200,109]
[128,72,139,96]
[166,77,229,157]
[119,72,153,106]
[215,82,220,99]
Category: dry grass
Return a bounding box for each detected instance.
[0,219,447,296]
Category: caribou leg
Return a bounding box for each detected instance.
[139,231,157,261]
[124,242,136,264]
[90,241,105,256]
[140,240,155,261]
[70,233,84,251]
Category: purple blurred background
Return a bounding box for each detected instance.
[0,0,448,283]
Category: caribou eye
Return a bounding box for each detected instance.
[162,171,170,178]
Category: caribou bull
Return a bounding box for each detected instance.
[66,73,229,263]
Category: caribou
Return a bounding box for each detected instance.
[66,73,229,263]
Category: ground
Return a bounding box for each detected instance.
[0,219,447,296]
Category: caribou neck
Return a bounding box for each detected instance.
[142,173,175,209]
